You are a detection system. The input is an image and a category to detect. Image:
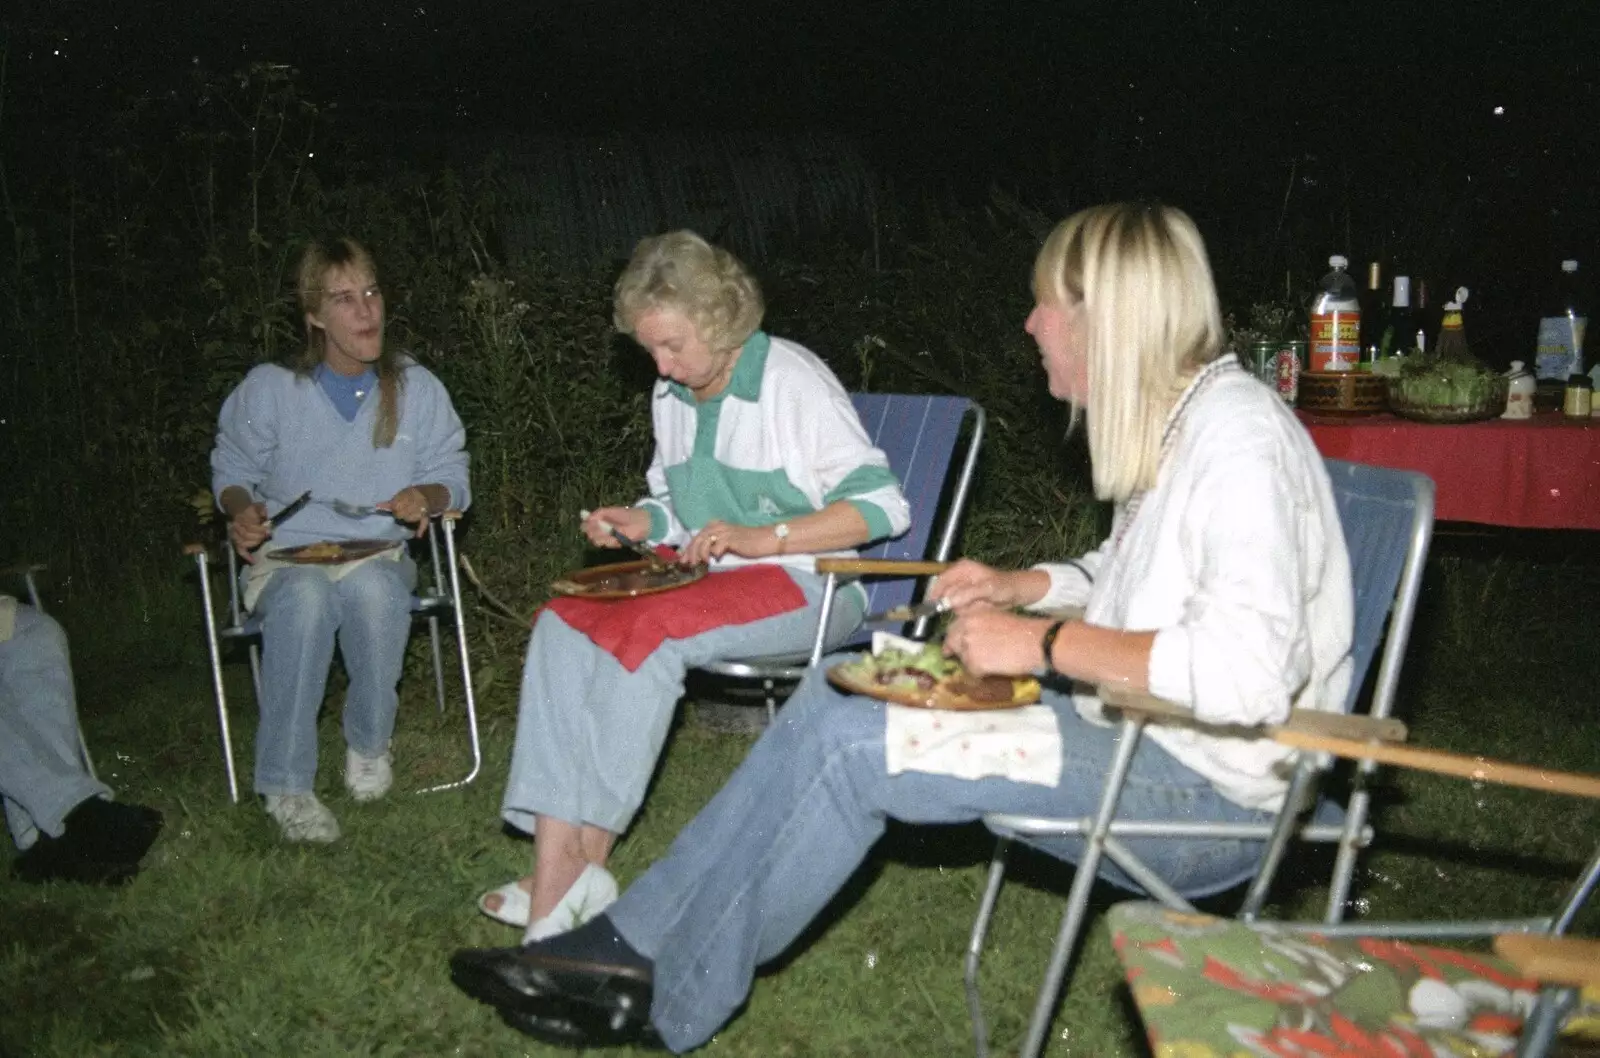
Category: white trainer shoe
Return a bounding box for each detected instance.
[345,748,393,802]
[265,793,341,843]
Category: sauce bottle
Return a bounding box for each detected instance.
[1310,255,1361,372]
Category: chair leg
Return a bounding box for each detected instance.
[1019,718,1144,1058]
[195,550,241,804]
[965,837,1013,1058]
[428,614,446,716]
[1325,782,1373,925]
[417,517,481,794]
[1516,984,1579,1058]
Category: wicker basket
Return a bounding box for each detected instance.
[1387,375,1509,423]
[1297,371,1388,416]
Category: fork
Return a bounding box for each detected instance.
[329,499,383,519]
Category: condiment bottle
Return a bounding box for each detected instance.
[1564,373,1593,418]
[1503,361,1535,420]
[1310,255,1361,372]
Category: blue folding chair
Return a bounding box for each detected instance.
[695,393,987,721]
[185,513,480,803]
[963,459,1439,1058]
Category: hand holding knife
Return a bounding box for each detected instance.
[579,509,672,570]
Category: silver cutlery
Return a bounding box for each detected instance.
[864,598,951,624]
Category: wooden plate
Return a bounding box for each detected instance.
[551,559,707,599]
[827,658,1042,712]
[267,538,404,565]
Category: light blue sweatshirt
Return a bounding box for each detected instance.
[210,360,471,551]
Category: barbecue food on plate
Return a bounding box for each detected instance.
[831,642,1041,710]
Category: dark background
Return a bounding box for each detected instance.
[5,0,1598,362]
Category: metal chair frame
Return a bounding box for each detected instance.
[186,512,480,803]
[964,460,1451,1058]
[696,394,987,721]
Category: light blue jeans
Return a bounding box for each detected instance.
[501,569,865,836]
[607,661,1273,1053]
[250,558,416,795]
[0,605,109,850]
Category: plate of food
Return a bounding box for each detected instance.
[267,539,405,565]
[828,641,1042,711]
[551,558,707,600]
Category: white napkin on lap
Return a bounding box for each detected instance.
[885,702,1062,787]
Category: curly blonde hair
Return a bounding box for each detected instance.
[612,231,764,354]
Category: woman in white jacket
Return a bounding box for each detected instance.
[450,202,1355,1053]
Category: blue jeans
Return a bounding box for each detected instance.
[502,569,865,835]
[0,605,108,850]
[607,661,1272,1052]
[250,559,416,795]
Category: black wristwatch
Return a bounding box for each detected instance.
[1038,619,1067,676]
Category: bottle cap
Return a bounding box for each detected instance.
[1443,287,1469,311]
[1391,276,1411,306]
[1508,360,1525,373]
[1562,260,1579,273]
[1329,255,1348,270]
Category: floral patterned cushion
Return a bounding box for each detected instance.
[1109,902,1598,1058]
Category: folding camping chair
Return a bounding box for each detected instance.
[1111,738,1600,1058]
[962,459,1438,1058]
[695,393,986,721]
[2,561,96,777]
[184,512,480,804]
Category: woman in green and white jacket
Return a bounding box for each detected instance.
[476,231,910,940]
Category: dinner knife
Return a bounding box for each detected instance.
[269,490,314,529]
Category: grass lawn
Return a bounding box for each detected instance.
[3,544,1597,1057]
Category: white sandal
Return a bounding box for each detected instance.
[524,864,619,942]
[477,879,532,928]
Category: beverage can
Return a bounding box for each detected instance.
[1273,340,1304,402]
[1247,339,1278,384]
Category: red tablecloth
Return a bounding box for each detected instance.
[1297,410,1600,529]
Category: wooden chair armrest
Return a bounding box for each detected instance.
[1099,686,1408,744]
[1493,934,1600,989]
[183,543,210,557]
[0,562,47,578]
[815,558,951,577]
[440,509,465,522]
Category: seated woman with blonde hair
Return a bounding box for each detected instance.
[451,202,1354,1051]
[474,230,910,942]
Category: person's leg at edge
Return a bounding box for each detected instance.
[494,571,862,926]
[335,558,415,761]
[0,606,110,849]
[604,665,1266,1051]
[253,568,339,794]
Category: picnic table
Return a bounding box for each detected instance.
[1297,410,1600,530]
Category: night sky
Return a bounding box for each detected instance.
[6,0,1598,358]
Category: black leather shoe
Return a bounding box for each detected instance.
[451,945,657,1044]
[498,1002,666,1050]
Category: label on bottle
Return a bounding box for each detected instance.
[1310,311,1361,371]
[1534,314,1587,380]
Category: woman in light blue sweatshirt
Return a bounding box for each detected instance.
[210,237,470,843]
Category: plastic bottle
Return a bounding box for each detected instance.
[1310,255,1362,372]
[1502,360,1535,420]
[1534,260,1587,382]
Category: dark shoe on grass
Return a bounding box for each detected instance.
[450,914,657,1047]
[12,797,163,885]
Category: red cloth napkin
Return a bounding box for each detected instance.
[543,564,808,672]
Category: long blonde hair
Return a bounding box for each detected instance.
[294,236,405,448]
[1033,203,1224,501]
